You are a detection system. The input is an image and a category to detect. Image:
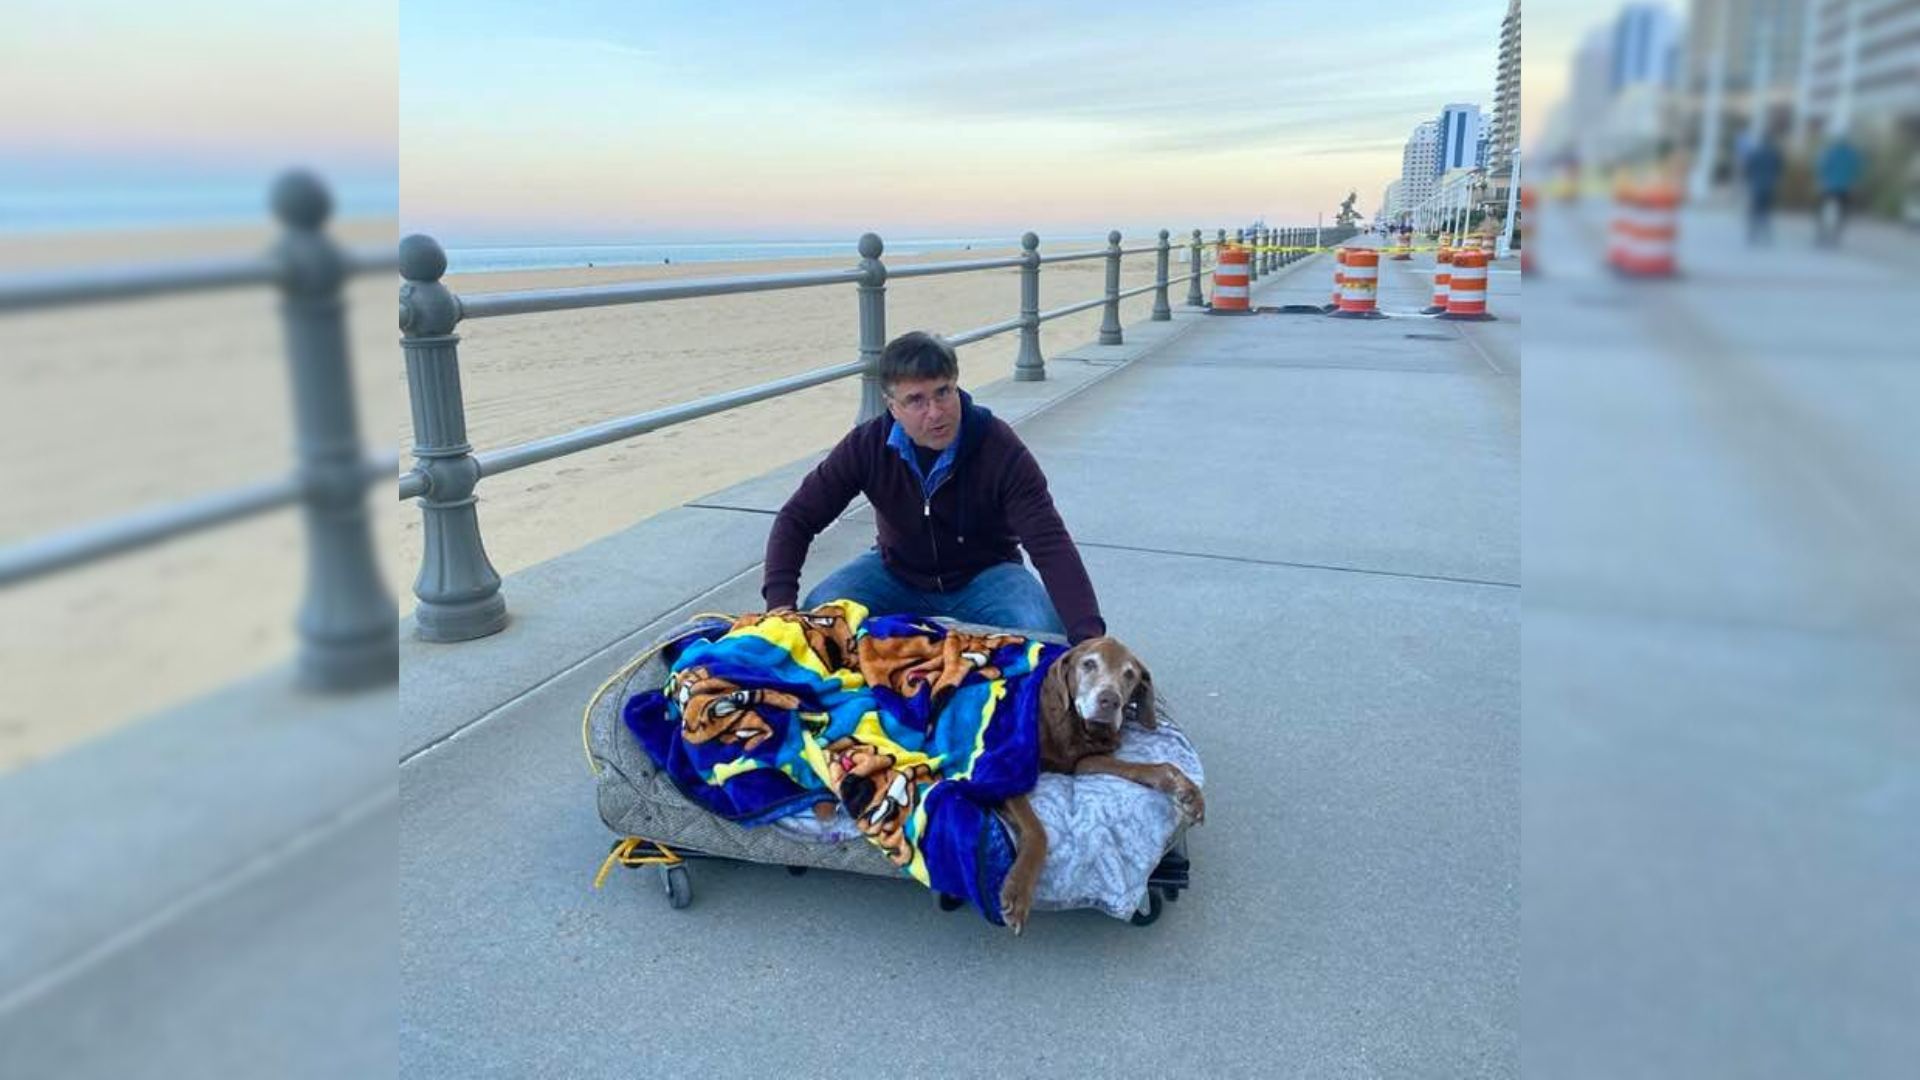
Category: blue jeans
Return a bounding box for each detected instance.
[802,549,1067,636]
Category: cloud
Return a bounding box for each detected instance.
[519,34,659,63]
[1298,138,1411,157]
[798,17,1496,160]
[1129,94,1473,154]
[822,14,1495,132]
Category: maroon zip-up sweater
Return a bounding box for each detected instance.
[762,392,1106,642]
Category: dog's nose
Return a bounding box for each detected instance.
[1096,689,1120,713]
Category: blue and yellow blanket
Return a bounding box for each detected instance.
[623,600,1061,924]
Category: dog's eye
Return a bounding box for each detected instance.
[1081,657,1097,671]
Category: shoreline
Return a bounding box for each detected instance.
[437,232,1124,276]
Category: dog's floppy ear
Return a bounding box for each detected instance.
[1041,642,1083,726]
[1125,660,1157,730]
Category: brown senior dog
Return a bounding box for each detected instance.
[995,637,1205,935]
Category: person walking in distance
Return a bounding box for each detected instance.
[1815,131,1865,248]
[1744,130,1786,246]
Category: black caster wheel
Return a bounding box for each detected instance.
[785,865,808,876]
[1129,889,1164,927]
[662,864,692,909]
[1163,887,1181,903]
[936,892,964,912]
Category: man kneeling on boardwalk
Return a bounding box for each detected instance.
[761,330,1106,643]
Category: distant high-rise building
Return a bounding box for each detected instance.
[1612,3,1684,91]
[1489,0,1522,175]
[1686,0,1803,102]
[1548,3,1683,167]
[1380,178,1406,223]
[1435,104,1484,175]
[1682,0,1804,169]
[1400,120,1440,212]
[1793,0,1920,142]
[1568,25,1617,139]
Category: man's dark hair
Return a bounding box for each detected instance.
[878,331,959,391]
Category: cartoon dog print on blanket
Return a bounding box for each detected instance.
[856,627,1026,707]
[665,666,798,751]
[822,737,938,867]
[731,603,860,672]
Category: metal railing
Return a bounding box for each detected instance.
[395,220,1323,641]
[0,170,397,691]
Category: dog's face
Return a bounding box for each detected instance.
[1061,637,1155,734]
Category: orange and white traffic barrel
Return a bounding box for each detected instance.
[1209,245,1252,314]
[1327,247,1347,311]
[1441,249,1493,320]
[1423,247,1453,315]
[1332,247,1384,318]
[1607,183,1679,278]
[1391,228,1413,260]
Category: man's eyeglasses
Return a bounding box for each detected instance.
[887,383,957,414]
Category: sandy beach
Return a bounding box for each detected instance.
[417,242,1196,584]
[1,220,405,770]
[1,226,1205,770]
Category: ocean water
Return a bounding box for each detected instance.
[0,179,400,234]
[0,179,1125,275]
[441,235,1108,275]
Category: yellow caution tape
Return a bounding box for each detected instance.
[1224,243,1501,254]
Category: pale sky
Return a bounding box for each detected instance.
[0,0,397,225]
[0,0,1520,240]
[400,0,1510,244]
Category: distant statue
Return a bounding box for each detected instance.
[1335,190,1361,227]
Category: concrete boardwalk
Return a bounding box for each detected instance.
[396,251,1521,1076]
[0,248,1520,1078]
[1523,203,1919,1078]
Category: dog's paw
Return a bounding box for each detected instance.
[999,874,1034,936]
[1162,767,1206,826]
